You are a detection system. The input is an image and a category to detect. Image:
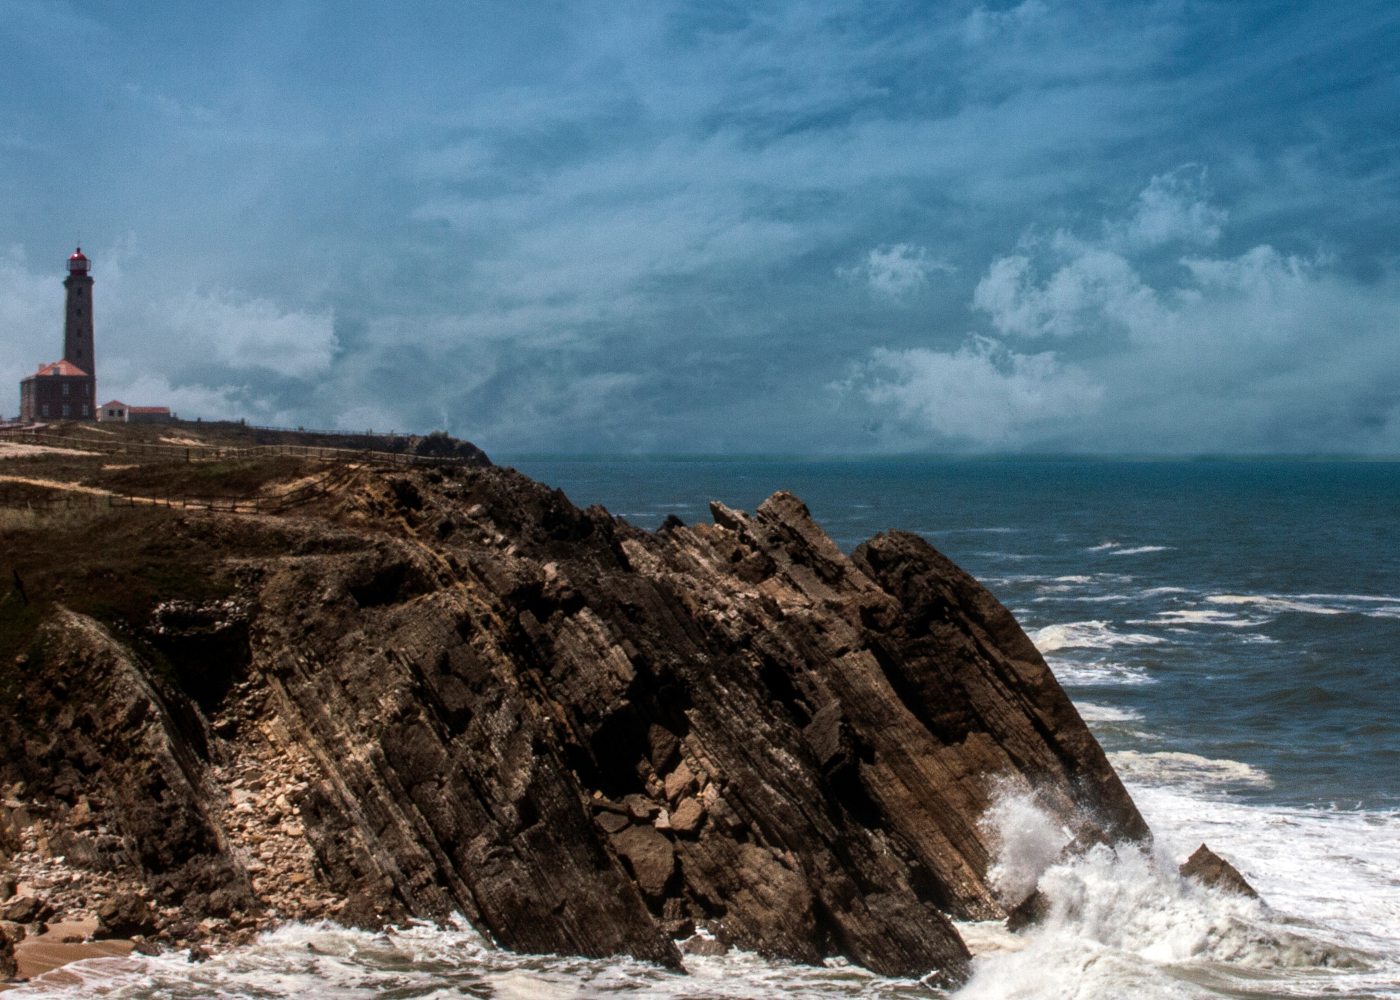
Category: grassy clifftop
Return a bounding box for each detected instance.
[0,421,482,701]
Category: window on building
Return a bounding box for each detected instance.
[81,404,89,417]
[62,383,70,396]
[62,404,71,417]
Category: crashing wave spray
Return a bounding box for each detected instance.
[956,791,1377,1000]
[979,789,1073,906]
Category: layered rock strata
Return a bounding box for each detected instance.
[1,459,1152,984]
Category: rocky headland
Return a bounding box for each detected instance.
[0,427,1242,986]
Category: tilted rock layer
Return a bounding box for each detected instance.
[0,459,1149,984]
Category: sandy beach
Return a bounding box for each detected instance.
[2,920,136,992]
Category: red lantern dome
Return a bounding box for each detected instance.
[67,247,90,273]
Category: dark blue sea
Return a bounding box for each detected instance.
[18,459,1399,999]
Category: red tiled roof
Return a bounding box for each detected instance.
[27,359,89,378]
[100,400,129,409]
[128,406,171,415]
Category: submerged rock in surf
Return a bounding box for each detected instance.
[1180,843,1261,899]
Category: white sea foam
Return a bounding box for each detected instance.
[1295,592,1400,604]
[1075,702,1145,724]
[1048,586,1190,605]
[1030,620,1164,653]
[1134,608,1268,628]
[5,919,940,999]
[1209,591,1400,622]
[929,526,1019,535]
[1034,593,1137,603]
[1086,542,1171,556]
[1130,783,1400,973]
[1108,751,1273,790]
[997,572,1132,587]
[1208,594,1348,616]
[1204,588,1400,619]
[1051,658,1157,687]
[1033,576,1096,594]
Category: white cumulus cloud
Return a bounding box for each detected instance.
[841,243,953,299]
[853,166,1400,453]
[1110,165,1226,250]
[850,336,1103,446]
[155,290,336,376]
[972,243,1159,339]
[0,247,63,407]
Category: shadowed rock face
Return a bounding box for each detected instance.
[0,462,1149,984]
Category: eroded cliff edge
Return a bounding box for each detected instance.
[0,456,1149,984]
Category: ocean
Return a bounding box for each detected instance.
[15,459,1399,999]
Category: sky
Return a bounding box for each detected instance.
[2,0,1398,455]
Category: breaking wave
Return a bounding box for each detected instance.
[1207,592,1400,619]
[956,792,1395,1000]
[1108,751,1274,791]
[1030,620,1164,653]
[1050,658,1157,687]
[1132,608,1268,628]
[1086,542,1172,556]
[1075,702,1146,724]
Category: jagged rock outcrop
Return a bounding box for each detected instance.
[0,459,1150,984]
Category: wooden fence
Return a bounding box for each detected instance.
[0,446,366,515]
[0,429,468,468]
[0,491,272,513]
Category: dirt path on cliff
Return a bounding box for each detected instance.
[0,443,96,459]
[0,474,116,496]
[0,474,264,512]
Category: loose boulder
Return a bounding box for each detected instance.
[94,894,158,939]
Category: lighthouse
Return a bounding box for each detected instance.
[63,247,95,374]
[17,248,98,422]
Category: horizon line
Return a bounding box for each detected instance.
[496,451,1400,464]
